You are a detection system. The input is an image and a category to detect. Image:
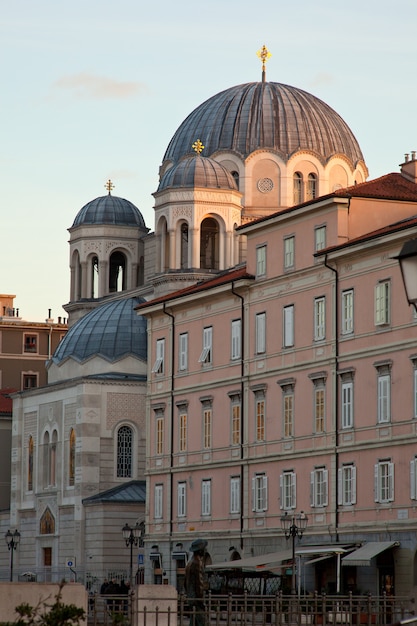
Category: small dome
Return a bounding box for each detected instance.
[157,154,238,193]
[163,81,364,167]
[52,297,147,364]
[72,194,146,228]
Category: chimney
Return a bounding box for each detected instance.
[400,151,417,184]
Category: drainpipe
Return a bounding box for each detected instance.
[323,254,340,542]
[163,303,175,566]
[231,282,245,551]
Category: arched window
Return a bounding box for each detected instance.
[293,172,303,205]
[69,428,76,487]
[306,173,317,200]
[200,218,219,270]
[28,436,34,492]
[50,430,57,487]
[109,251,127,292]
[40,507,55,535]
[117,425,133,478]
[91,255,99,298]
[180,223,189,269]
[43,431,50,487]
[231,171,239,189]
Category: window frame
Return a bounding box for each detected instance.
[255,312,266,354]
[255,395,265,442]
[154,483,163,519]
[203,406,212,449]
[284,236,295,270]
[283,305,294,348]
[152,338,165,374]
[341,289,354,335]
[179,332,188,371]
[375,280,390,326]
[116,425,133,478]
[377,373,391,423]
[314,386,325,434]
[231,398,241,446]
[177,481,187,517]
[252,473,268,512]
[310,467,328,508]
[280,471,296,510]
[314,296,326,341]
[283,392,294,438]
[230,476,241,514]
[256,244,267,277]
[179,411,187,452]
[338,464,357,506]
[231,319,241,360]
[374,460,394,503]
[156,417,164,456]
[198,326,213,364]
[201,479,211,516]
[315,225,326,252]
[341,381,354,429]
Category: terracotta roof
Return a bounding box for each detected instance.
[333,173,417,201]
[0,388,17,415]
[136,266,254,311]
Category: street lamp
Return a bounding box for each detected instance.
[396,239,417,310]
[5,529,20,582]
[122,523,142,588]
[280,511,308,595]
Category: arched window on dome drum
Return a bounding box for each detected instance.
[117,425,133,478]
[306,173,317,201]
[231,171,239,189]
[69,428,76,487]
[91,256,99,298]
[40,507,55,535]
[28,436,34,492]
[109,251,127,293]
[200,218,219,270]
[293,172,303,205]
[180,223,189,269]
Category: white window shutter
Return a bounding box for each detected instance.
[323,469,328,506]
[251,477,256,511]
[279,474,283,510]
[263,475,268,511]
[351,466,357,505]
[410,460,416,500]
[310,471,315,507]
[292,472,297,509]
[337,468,343,506]
[374,464,379,503]
[388,462,394,502]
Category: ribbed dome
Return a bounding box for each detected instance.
[72,194,146,228]
[163,82,364,167]
[52,297,147,364]
[157,154,238,192]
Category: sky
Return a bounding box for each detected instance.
[1,0,416,322]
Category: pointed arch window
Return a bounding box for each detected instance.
[28,436,34,492]
[50,430,57,487]
[117,425,133,478]
[69,428,76,487]
[109,251,127,293]
[40,507,55,535]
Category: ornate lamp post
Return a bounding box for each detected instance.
[280,511,308,595]
[5,529,20,582]
[122,523,142,588]
[396,239,417,311]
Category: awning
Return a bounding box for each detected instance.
[297,545,351,556]
[206,549,293,572]
[342,542,399,567]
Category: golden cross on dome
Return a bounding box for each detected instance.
[257,45,272,82]
[105,179,115,194]
[192,139,204,154]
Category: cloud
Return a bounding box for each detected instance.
[52,73,147,99]
[309,72,334,89]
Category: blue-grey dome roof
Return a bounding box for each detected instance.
[163,81,364,167]
[52,297,147,364]
[157,154,238,192]
[72,194,146,228]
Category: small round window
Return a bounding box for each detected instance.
[257,177,274,193]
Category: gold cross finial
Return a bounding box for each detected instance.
[257,45,271,82]
[105,179,115,195]
[192,139,204,155]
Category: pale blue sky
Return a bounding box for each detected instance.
[1,0,416,321]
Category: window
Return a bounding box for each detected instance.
[230,395,241,446]
[414,368,417,419]
[231,319,241,360]
[255,312,266,354]
[378,373,391,423]
[255,393,265,442]
[283,305,294,348]
[338,464,357,506]
[201,479,211,516]
[179,411,187,452]
[152,338,165,374]
[252,473,268,512]
[177,481,187,517]
[156,417,164,455]
[341,381,354,429]
[341,290,354,334]
[374,460,394,503]
[69,428,76,486]
[307,173,317,200]
[310,468,328,507]
[314,387,325,433]
[315,226,326,252]
[410,458,417,500]
[284,236,295,269]
[198,326,212,364]
[314,297,325,341]
[154,484,163,519]
[28,436,34,492]
[375,281,390,325]
[293,172,303,204]
[283,392,294,438]
[179,332,188,371]
[203,406,212,449]
[23,374,38,389]
[256,245,266,277]
[280,471,296,510]
[116,425,132,478]
[230,476,241,514]
[24,335,37,353]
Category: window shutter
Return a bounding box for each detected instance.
[388,462,394,502]
[292,472,297,509]
[337,468,343,506]
[374,464,379,503]
[310,471,315,507]
[263,475,268,511]
[251,477,256,511]
[410,460,416,500]
[351,466,357,505]
[279,474,283,510]
[323,469,328,506]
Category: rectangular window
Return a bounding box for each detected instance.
[284,236,295,269]
[374,460,394,503]
[256,245,266,277]
[179,412,187,452]
[231,319,241,360]
[283,305,294,348]
[230,476,241,514]
[338,465,357,506]
[179,332,188,371]
[255,312,266,354]
[341,290,354,334]
[24,335,37,353]
[256,397,265,442]
[310,468,328,508]
[314,297,326,341]
[375,281,390,326]
[414,369,417,419]
[177,481,186,517]
[315,387,325,433]
[23,374,38,389]
[156,417,164,455]
[283,393,294,438]
[280,471,296,510]
[315,226,326,252]
[378,374,391,423]
[252,474,268,512]
[410,458,417,500]
[154,484,163,519]
[203,408,212,449]
[198,326,212,364]
[231,400,241,446]
[201,479,211,516]
[152,338,165,374]
[341,381,354,429]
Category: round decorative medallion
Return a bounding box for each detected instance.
[257,177,274,193]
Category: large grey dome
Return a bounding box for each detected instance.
[52,297,147,364]
[163,82,364,167]
[72,194,146,228]
[157,154,238,192]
